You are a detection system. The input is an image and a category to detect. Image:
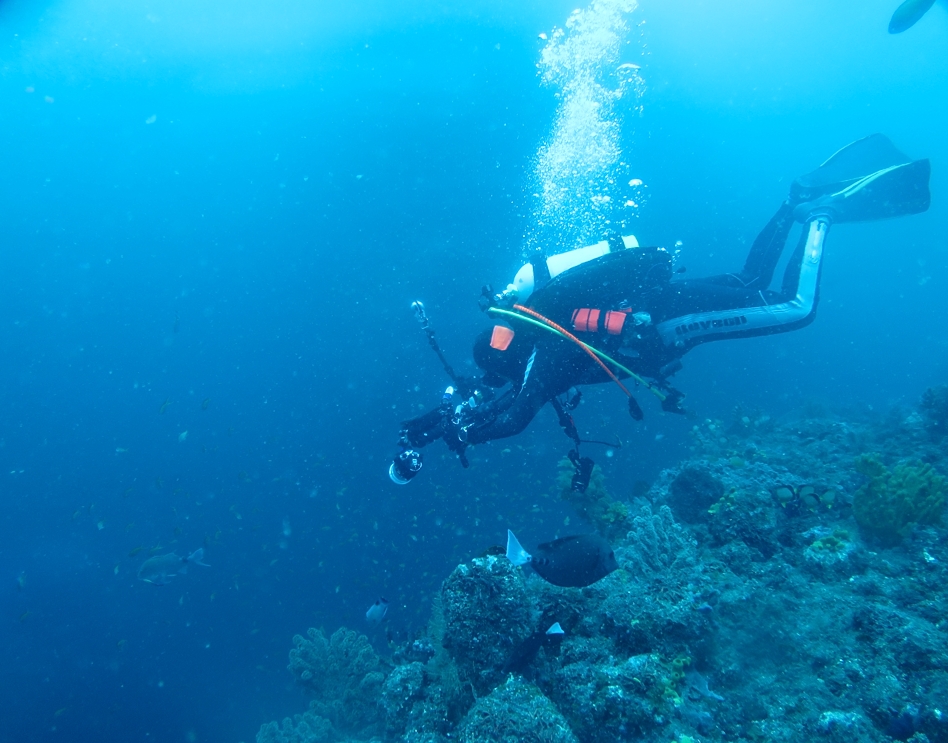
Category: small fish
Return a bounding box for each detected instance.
[16,571,26,590]
[178,431,188,443]
[506,530,619,588]
[201,398,210,411]
[115,447,129,454]
[503,622,565,674]
[159,398,171,414]
[365,597,389,625]
[889,0,937,32]
[137,548,209,586]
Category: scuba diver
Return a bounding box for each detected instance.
[390,134,931,488]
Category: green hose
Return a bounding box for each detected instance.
[486,306,666,402]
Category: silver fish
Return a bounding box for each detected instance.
[138,548,209,585]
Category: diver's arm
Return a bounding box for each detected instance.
[465,378,548,444]
[401,408,445,448]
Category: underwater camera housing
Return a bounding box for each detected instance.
[389,448,423,485]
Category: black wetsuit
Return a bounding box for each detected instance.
[402,201,828,450]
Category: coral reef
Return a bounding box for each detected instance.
[281,627,386,740]
[257,395,948,743]
[852,455,946,546]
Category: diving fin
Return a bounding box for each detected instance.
[791,134,930,224]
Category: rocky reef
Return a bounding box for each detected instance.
[256,392,948,743]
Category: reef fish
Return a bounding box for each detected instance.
[137,548,209,585]
[506,530,618,587]
[365,597,389,624]
[502,622,565,674]
[889,0,937,32]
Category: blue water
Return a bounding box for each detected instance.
[1,0,945,741]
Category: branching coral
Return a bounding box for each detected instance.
[256,709,332,743]
[286,627,386,738]
[622,504,697,581]
[853,455,946,546]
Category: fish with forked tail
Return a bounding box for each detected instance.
[137,548,209,585]
[506,530,618,587]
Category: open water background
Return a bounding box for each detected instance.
[1,0,946,740]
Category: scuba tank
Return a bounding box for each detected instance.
[507,234,640,303]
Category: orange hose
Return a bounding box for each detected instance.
[513,304,632,398]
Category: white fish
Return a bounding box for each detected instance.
[365,597,389,624]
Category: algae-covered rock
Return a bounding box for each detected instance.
[853,455,946,546]
[668,466,725,523]
[380,661,426,736]
[440,554,533,696]
[549,651,664,743]
[457,676,578,743]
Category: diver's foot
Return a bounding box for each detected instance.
[791,134,930,223]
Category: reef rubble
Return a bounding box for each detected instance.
[256,398,948,743]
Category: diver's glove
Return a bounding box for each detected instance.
[660,388,690,417]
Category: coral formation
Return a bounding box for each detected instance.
[852,455,946,546]
[257,396,948,743]
[440,554,533,696]
[284,627,386,739]
[457,676,577,743]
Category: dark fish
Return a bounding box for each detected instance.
[365,597,389,624]
[506,530,618,587]
[502,622,565,674]
[137,548,209,586]
[889,0,937,32]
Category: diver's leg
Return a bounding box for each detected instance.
[652,217,830,351]
[736,201,796,289]
[679,201,795,294]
